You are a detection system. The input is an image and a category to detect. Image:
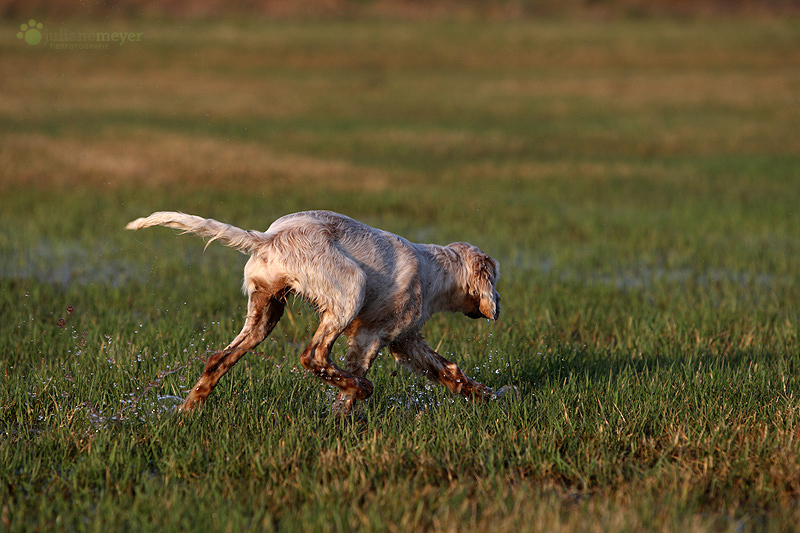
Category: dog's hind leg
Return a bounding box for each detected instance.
[299,314,375,408]
[179,289,284,412]
[331,331,383,414]
[389,333,493,401]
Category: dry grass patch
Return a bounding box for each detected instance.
[0,132,393,192]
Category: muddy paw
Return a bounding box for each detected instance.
[354,376,374,400]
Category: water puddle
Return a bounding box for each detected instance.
[510,251,790,292]
[0,239,148,288]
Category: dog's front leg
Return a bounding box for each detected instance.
[389,334,493,401]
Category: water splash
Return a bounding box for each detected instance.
[82,356,202,427]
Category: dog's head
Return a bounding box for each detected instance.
[448,242,501,320]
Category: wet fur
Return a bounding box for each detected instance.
[126,210,502,414]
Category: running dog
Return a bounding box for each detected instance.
[126,210,506,414]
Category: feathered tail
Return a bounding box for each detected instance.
[126,211,267,254]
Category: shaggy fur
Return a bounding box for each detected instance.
[126,210,504,414]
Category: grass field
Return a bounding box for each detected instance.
[2,15,800,531]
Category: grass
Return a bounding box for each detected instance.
[2,15,800,531]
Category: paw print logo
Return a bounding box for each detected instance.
[17,19,44,46]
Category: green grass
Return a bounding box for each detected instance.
[2,16,800,531]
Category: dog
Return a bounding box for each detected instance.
[126,210,507,414]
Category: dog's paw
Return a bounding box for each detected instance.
[331,395,356,416]
[492,385,519,400]
[354,376,374,400]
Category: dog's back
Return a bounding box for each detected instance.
[260,211,424,329]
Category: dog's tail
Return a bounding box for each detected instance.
[126,211,267,254]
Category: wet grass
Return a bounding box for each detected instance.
[2,16,800,531]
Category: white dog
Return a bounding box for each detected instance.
[127,210,506,414]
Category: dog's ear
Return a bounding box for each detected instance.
[473,253,500,320]
[459,246,499,320]
[448,242,501,320]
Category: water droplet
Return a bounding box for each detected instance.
[56,318,66,328]
[66,305,74,314]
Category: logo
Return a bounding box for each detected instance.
[17,19,43,46]
[14,19,144,50]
